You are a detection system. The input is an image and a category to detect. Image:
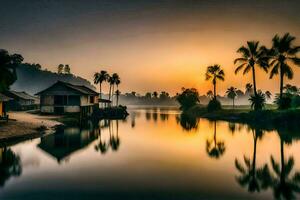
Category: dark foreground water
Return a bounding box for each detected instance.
[0,107,300,200]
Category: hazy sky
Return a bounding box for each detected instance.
[1,0,300,95]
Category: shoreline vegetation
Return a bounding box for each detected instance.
[183,104,300,131]
[176,32,300,133]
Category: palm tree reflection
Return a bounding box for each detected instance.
[206,121,225,159]
[235,127,264,192]
[0,147,22,187]
[258,129,300,200]
[109,120,120,151]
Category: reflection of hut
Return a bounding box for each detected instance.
[37,127,98,163]
[0,93,12,120]
[99,98,111,108]
[3,91,38,111]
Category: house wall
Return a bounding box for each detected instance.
[41,95,54,105]
[41,105,80,113]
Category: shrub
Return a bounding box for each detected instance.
[275,93,292,110]
[291,95,300,108]
[249,91,266,110]
[176,88,200,110]
[207,98,222,112]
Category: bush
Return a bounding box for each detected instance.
[207,99,222,112]
[275,93,292,110]
[291,95,300,108]
[176,88,200,110]
[249,91,266,110]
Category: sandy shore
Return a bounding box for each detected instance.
[0,111,61,141]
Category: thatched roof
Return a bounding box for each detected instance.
[35,81,98,96]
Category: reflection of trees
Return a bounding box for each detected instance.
[109,120,120,151]
[258,130,300,200]
[0,147,22,187]
[145,112,151,121]
[235,128,264,192]
[176,113,199,131]
[95,129,108,154]
[159,113,168,122]
[206,121,225,159]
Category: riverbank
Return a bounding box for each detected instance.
[184,104,300,129]
[0,112,61,144]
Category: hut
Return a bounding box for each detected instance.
[3,91,39,111]
[35,81,99,116]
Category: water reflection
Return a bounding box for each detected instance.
[258,130,300,200]
[235,127,265,192]
[206,121,225,159]
[2,108,300,199]
[38,125,99,163]
[176,113,199,131]
[0,147,22,187]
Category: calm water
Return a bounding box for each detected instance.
[1,108,300,200]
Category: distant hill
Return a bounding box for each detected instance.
[11,64,95,95]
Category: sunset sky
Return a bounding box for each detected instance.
[1,0,300,95]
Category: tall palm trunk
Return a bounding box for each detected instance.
[112,84,115,106]
[252,134,257,177]
[280,139,285,184]
[116,94,119,106]
[99,82,102,99]
[213,78,216,99]
[109,84,112,101]
[279,63,284,100]
[213,121,217,147]
[251,65,257,96]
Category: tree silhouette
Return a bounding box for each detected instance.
[206,90,213,100]
[234,41,268,97]
[235,127,264,193]
[57,64,64,74]
[249,90,266,110]
[111,73,120,105]
[0,147,22,187]
[245,83,254,96]
[0,49,23,92]
[226,87,238,109]
[265,91,272,100]
[268,33,300,107]
[109,120,120,151]
[115,90,121,106]
[258,136,300,200]
[64,64,71,74]
[206,121,225,159]
[205,64,225,99]
[94,70,109,99]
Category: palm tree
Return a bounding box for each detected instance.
[108,75,114,101]
[268,33,300,101]
[249,90,266,110]
[265,91,272,100]
[206,121,225,159]
[205,64,225,99]
[111,73,120,105]
[283,84,298,96]
[153,91,158,98]
[93,70,109,99]
[206,90,213,99]
[0,49,23,92]
[226,87,238,109]
[115,90,121,106]
[235,128,264,193]
[234,41,268,96]
[245,83,254,95]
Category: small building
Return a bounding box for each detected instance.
[99,98,112,108]
[36,81,99,115]
[0,93,12,119]
[3,91,39,111]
